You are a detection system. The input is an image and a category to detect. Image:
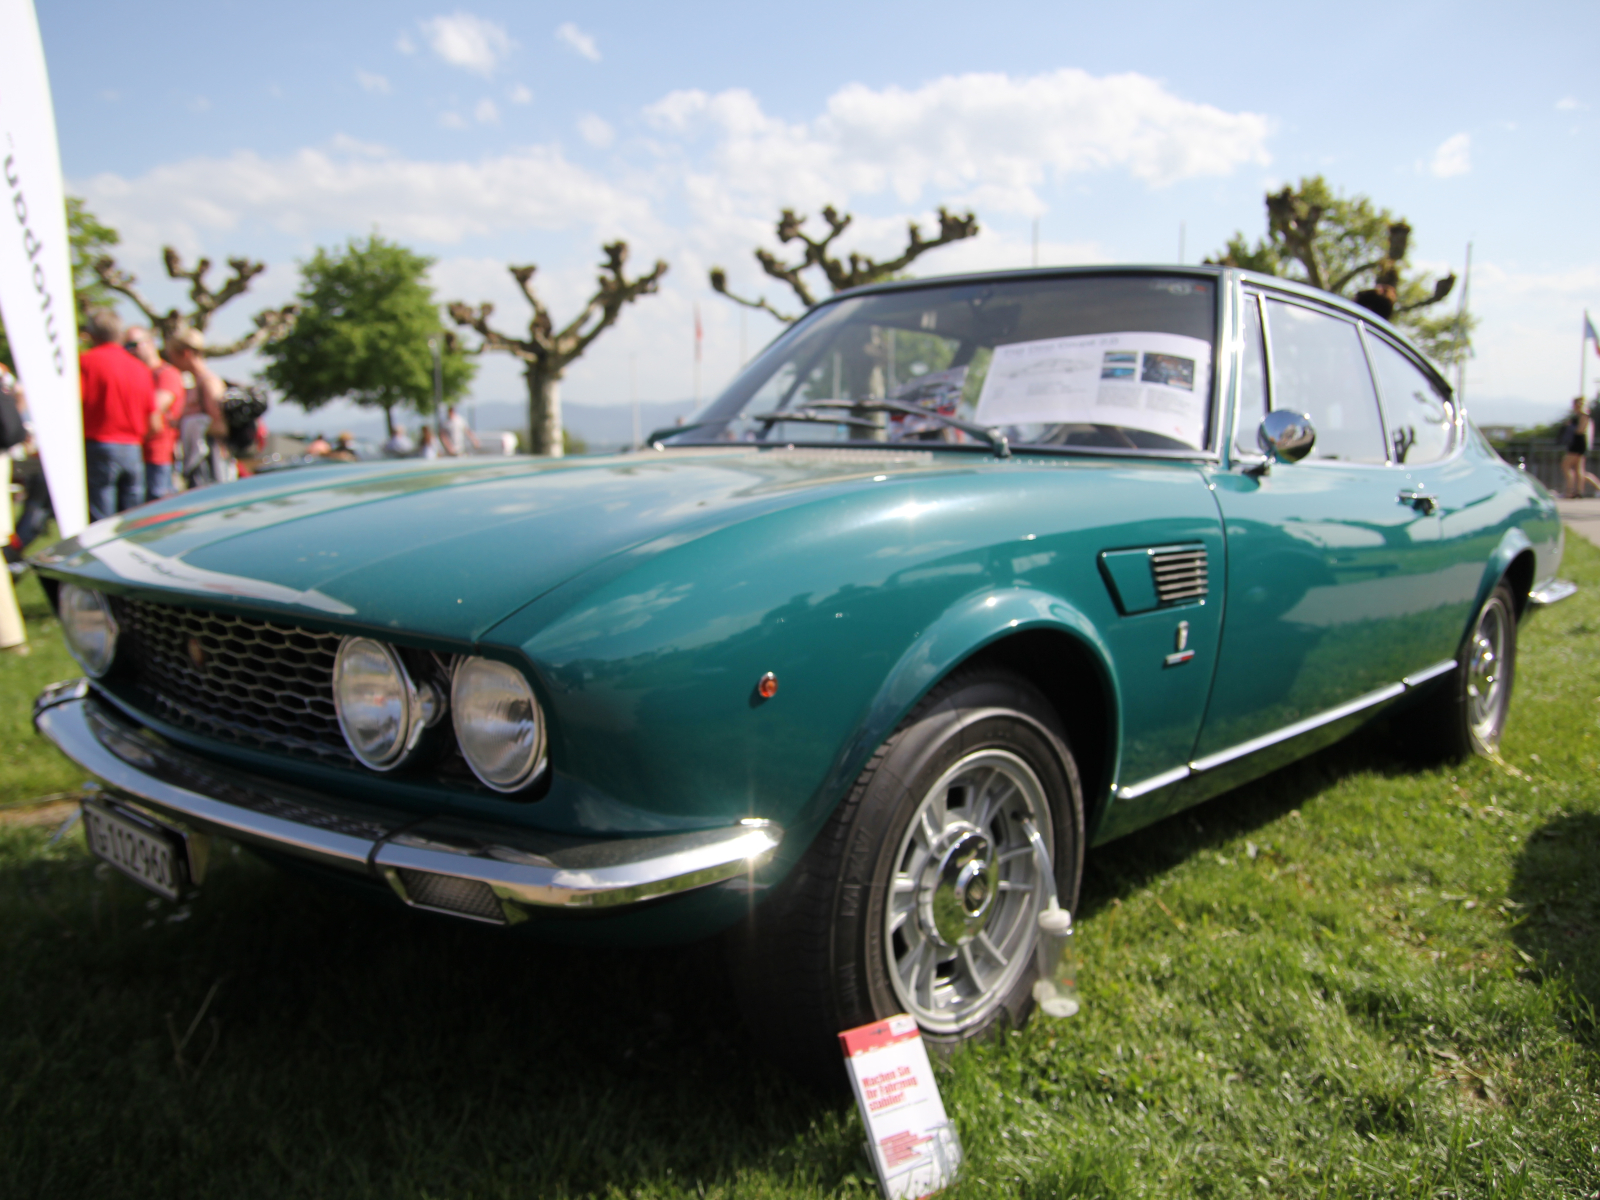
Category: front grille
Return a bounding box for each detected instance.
[1150,545,1208,606]
[113,599,352,764]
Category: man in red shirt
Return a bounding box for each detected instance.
[80,309,157,521]
[125,326,182,501]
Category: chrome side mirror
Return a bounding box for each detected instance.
[1257,410,1316,465]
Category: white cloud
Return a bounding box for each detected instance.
[475,98,500,124]
[439,112,468,130]
[556,22,600,62]
[76,139,652,256]
[1555,96,1585,111]
[356,70,390,95]
[395,32,416,55]
[419,12,514,77]
[189,95,212,114]
[649,70,1271,218]
[509,83,533,105]
[1429,132,1471,178]
[578,114,614,148]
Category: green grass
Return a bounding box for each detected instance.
[4,543,1600,1199]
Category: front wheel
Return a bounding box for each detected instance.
[730,668,1083,1080]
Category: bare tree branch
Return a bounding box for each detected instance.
[708,268,800,324]
[449,241,667,456]
[710,205,980,319]
[95,246,294,358]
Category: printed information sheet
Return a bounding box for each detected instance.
[840,1015,962,1199]
[973,331,1213,447]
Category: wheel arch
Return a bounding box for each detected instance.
[802,588,1120,859]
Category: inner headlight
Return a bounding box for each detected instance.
[451,656,546,793]
[59,584,118,677]
[333,637,433,771]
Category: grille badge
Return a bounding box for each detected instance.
[186,636,207,672]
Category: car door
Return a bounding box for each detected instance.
[1191,289,1451,790]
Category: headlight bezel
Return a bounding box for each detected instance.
[332,636,438,772]
[450,654,548,794]
[58,584,119,677]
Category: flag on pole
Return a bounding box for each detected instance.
[694,303,703,363]
[0,0,88,539]
[1586,311,1600,355]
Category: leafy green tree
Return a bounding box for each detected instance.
[1211,177,1473,369]
[0,195,120,370]
[262,235,474,435]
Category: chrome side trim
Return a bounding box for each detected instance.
[1529,578,1578,606]
[1116,764,1191,802]
[1188,682,1407,775]
[33,688,782,916]
[1402,659,1459,688]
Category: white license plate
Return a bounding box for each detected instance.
[82,798,188,901]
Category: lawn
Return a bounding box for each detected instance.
[2,542,1598,1200]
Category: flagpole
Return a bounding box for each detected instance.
[1455,241,1471,404]
[1584,310,1590,403]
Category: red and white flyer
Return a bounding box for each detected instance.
[839,1014,962,1199]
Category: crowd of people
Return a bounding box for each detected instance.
[1,308,239,569]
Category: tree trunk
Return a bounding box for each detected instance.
[383,403,396,438]
[526,365,563,457]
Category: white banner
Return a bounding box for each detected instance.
[0,0,86,539]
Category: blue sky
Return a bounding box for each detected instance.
[38,0,1600,431]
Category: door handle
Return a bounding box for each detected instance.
[1398,489,1438,514]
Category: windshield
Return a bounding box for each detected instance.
[663,273,1218,453]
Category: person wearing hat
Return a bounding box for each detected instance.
[167,326,227,487]
[80,308,159,521]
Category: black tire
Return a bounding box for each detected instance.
[729,667,1084,1083]
[1423,579,1518,759]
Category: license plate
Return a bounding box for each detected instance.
[82,798,188,901]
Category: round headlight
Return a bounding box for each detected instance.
[59,584,118,677]
[451,656,546,793]
[333,637,427,771]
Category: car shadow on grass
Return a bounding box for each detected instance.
[1080,716,1432,916]
[1507,810,1600,1027]
[0,839,853,1199]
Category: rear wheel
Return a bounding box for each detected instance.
[1422,579,1518,759]
[730,668,1083,1081]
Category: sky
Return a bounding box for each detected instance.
[35,0,1600,434]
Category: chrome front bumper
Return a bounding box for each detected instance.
[33,680,782,925]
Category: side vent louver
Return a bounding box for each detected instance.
[1150,545,1208,606]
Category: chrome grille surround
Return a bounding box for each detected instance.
[1150,545,1208,606]
[112,598,352,764]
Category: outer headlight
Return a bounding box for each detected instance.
[333,637,435,771]
[59,584,119,677]
[451,656,546,793]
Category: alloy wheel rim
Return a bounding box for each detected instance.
[885,748,1052,1034]
[1466,599,1507,740]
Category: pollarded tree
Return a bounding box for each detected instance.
[1210,176,1472,368]
[261,234,474,436]
[709,206,979,323]
[95,246,298,358]
[449,241,667,457]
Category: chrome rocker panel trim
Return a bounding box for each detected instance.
[32,681,782,923]
[1116,659,1458,803]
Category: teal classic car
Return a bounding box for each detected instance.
[33,266,1568,1072]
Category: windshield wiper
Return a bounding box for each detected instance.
[800,400,1010,458]
[746,410,883,431]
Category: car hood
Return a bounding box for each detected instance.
[43,448,963,642]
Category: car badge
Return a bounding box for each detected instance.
[1164,621,1195,667]
[187,636,207,672]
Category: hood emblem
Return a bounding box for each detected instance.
[187,636,207,672]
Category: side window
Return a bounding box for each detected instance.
[1365,334,1456,464]
[1264,299,1387,463]
[1233,293,1268,457]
